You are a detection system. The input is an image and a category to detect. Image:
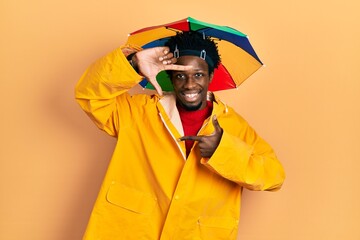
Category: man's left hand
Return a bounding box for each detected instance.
[179,115,223,158]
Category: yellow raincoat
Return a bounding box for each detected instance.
[75,46,285,240]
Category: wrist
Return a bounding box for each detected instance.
[127,52,139,73]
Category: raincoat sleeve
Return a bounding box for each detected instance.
[202,111,285,191]
[75,46,143,136]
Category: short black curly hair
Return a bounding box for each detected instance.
[164,31,221,74]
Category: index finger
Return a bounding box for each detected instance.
[164,64,193,71]
[178,135,203,142]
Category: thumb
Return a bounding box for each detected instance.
[148,77,163,96]
[212,115,222,133]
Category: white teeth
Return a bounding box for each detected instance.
[185,93,198,99]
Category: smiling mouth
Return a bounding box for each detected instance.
[182,92,200,101]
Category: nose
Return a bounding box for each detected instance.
[183,76,196,89]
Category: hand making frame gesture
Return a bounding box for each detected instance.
[132,47,192,96]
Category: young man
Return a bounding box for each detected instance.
[75,31,285,239]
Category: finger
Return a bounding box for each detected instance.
[148,77,163,96]
[162,47,170,54]
[164,64,193,71]
[161,59,176,65]
[159,52,174,62]
[162,57,176,65]
[156,47,170,60]
[178,135,204,142]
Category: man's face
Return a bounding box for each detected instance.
[170,56,213,111]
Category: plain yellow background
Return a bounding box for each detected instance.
[1,0,359,239]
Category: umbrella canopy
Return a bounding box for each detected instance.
[126,17,263,92]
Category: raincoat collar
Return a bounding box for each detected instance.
[157,91,228,134]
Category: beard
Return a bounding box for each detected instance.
[177,100,203,111]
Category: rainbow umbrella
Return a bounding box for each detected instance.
[126,17,263,92]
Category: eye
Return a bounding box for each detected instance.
[175,73,185,79]
[195,72,204,78]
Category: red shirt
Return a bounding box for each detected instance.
[177,101,213,157]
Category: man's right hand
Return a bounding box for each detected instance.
[131,47,192,96]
